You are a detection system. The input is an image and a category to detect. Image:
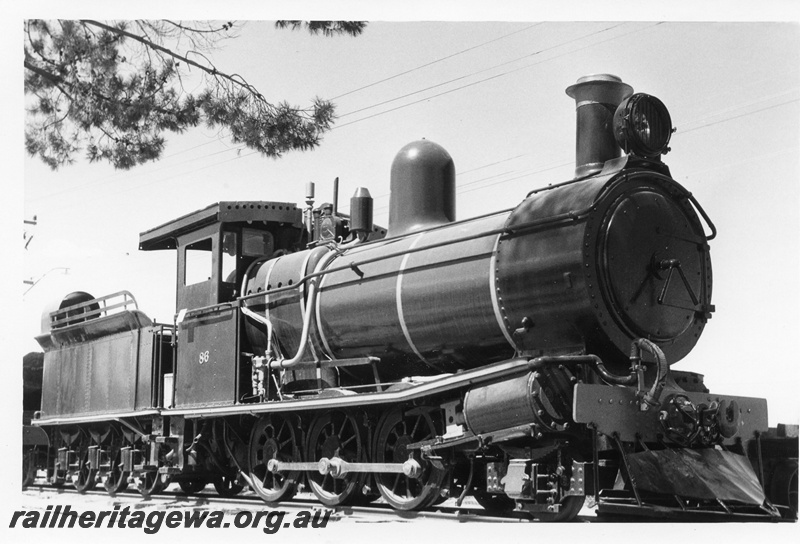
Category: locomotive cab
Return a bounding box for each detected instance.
[138,201,305,410]
[139,201,305,312]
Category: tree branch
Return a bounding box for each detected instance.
[82,20,258,103]
[23,60,76,101]
[24,59,188,119]
[164,20,233,34]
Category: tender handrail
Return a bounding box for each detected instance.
[49,290,140,329]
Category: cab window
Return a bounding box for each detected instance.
[184,238,212,285]
[221,231,238,284]
[242,229,274,257]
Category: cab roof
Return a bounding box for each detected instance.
[138,201,302,251]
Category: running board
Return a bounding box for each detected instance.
[166,358,537,418]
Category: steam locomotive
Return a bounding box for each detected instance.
[25,74,798,521]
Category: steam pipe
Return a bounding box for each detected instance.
[267,235,366,370]
[593,357,638,386]
[631,338,669,410]
[527,354,637,385]
[268,250,337,370]
[240,306,274,357]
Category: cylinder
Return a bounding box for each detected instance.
[464,373,539,435]
[565,74,633,178]
[387,140,455,237]
[463,368,573,435]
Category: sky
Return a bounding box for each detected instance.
[3,3,800,533]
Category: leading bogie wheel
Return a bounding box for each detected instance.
[373,407,446,511]
[248,414,301,503]
[532,495,585,522]
[770,459,798,520]
[305,410,366,507]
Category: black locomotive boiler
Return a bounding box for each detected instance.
[27,74,798,521]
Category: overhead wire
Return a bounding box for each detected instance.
[335,22,635,127]
[337,23,626,119]
[328,23,542,101]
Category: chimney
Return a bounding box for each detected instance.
[565,74,633,178]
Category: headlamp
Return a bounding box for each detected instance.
[613,93,673,158]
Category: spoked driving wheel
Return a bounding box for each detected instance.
[72,433,97,493]
[306,410,366,506]
[248,414,301,503]
[374,407,446,511]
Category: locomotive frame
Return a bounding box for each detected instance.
[24,74,798,521]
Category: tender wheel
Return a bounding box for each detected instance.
[532,495,585,522]
[103,442,129,495]
[373,407,446,511]
[136,442,170,498]
[473,492,516,514]
[248,414,301,503]
[306,410,365,507]
[136,471,170,498]
[22,448,37,488]
[72,436,97,493]
[213,474,244,497]
[179,478,208,495]
[50,468,65,487]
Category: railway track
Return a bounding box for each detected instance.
[19,484,798,526]
[20,482,599,524]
